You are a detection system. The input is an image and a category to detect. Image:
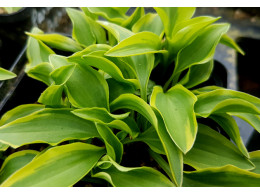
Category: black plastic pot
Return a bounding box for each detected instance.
[0,8,35,69]
[236,37,260,152]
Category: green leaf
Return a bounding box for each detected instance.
[27,62,54,86]
[0,150,39,184]
[229,112,260,134]
[106,78,136,102]
[38,85,64,106]
[0,142,8,151]
[95,123,123,163]
[175,23,229,75]
[180,60,214,89]
[105,32,166,57]
[88,7,128,25]
[132,13,164,37]
[1,143,105,187]
[98,21,134,42]
[110,94,157,128]
[26,27,55,70]
[26,32,83,52]
[220,34,245,55]
[191,85,224,95]
[67,8,106,46]
[81,55,136,87]
[50,64,75,85]
[184,124,254,170]
[122,7,144,29]
[64,63,109,109]
[72,107,138,138]
[154,7,195,39]
[150,84,197,153]
[66,8,96,46]
[249,151,260,174]
[168,16,220,55]
[0,68,16,81]
[93,157,175,187]
[0,104,44,126]
[125,54,154,101]
[153,109,183,186]
[80,7,98,20]
[0,108,99,148]
[183,165,260,187]
[49,54,72,69]
[210,114,249,158]
[195,89,260,117]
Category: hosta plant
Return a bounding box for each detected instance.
[0,7,260,187]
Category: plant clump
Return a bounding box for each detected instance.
[0,7,260,187]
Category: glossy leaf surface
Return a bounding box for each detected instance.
[0,150,39,184]
[1,143,105,187]
[183,165,260,187]
[184,124,254,170]
[250,151,260,174]
[195,89,260,117]
[151,84,197,153]
[0,109,99,148]
[0,68,16,81]
[93,157,175,187]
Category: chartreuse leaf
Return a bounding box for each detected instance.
[195,89,260,117]
[50,64,75,85]
[191,86,224,95]
[38,85,64,106]
[27,62,54,86]
[87,7,128,25]
[249,151,260,174]
[80,7,98,20]
[210,114,249,158]
[0,68,16,81]
[153,109,183,186]
[49,54,72,69]
[132,13,164,37]
[66,8,96,46]
[122,7,144,29]
[1,143,105,187]
[183,165,260,187]
[168,16,220,55]
[71,107,139,138]
[0,150,39,184]
[64,63,109,109]
[150,84,197,154]
[0,143,8,151]
[98,21,134,42]
[220,34,245,55]
[0,104,44,126]
[0,108,99,148]
[26,27,55,70]
[93,157,175,187]
[229,112,260,133]
[154,7,195,39]
[110,94,157,128]
[81,55,137,87]
[95,123,123,163]
[25,32,83,52]
[175,23,229,75]
[67,8,106,46]
[125,54,155,101]
[184,124,254,170]
[105,32,166,57]
[180,60,214,89]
